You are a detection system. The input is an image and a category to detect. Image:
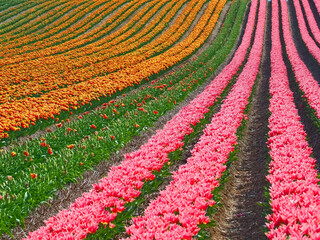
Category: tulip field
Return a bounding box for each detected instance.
[1,0,320,239]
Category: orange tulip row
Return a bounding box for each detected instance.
[0,0,226,141]
[4,0,87,40]
[0,0,139,59]
[0,2,35,23]
[0,0,192,101]
[0,0,122,54]
[0,0,67,37]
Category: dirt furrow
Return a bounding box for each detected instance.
[207,1,269,239]
[307,0,320,29]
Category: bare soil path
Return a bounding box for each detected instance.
[207,2,269,239]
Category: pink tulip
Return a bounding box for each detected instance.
[281,0,320,119]
[266,1,320,238]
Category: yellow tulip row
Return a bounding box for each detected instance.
[0,0,226,140]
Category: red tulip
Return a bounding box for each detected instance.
[48,148,53,155]
[30,173,37,179]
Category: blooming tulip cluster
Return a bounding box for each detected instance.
[0,0,227,141]
[313,0,320,15]
[0,0,249,233]
[24,71,215,239]
[299,0,320,45]
[124,0,266,238]
[25,0,260,238]
[0,0,127,57]
[0,0,66,37]
[280,0,320,120]
[292,0,320,63]
[266,0,320,238]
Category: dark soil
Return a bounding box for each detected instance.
[307,0,320,29]
[297,0,320,48]
[286,0,320,83]
[207,2,270,240]
[280,0,320,170]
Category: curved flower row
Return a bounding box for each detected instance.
[292,0,320,64]
[266,0,320,238]
[0,1,65,36]
[24,0,259,238]
[0,0,131,57]
[0,0,188,100]
[0,1,33,23]
[0,0,225,141]
[280,0,320,120]
[24,2,255,239]
[124,0,266,238]
[0,0,128,60]
[0,0,148,60]
[0,0,247,233]
[4,0,79,39]
[313,0,320,15]
[300,0,320,45]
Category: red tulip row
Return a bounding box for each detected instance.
[300,0,320,45]
[280,0,320,120]
[292,0,320,64]
[266,1,320,238]
[124,0,266,238]
[24,0,260,238]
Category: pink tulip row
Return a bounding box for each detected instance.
[280,0,320,120]
[266,0,320,239]
[300,0,320,45]
[313,0,320,15]
[24,1,260,238]
[123,0,266,238]
[293,0,320,63]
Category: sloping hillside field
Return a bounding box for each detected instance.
[1,0,320,239]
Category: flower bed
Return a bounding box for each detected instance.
[0,0,246,235]
[292,0,320,63]
[266,0,320,238]
[23,0,261,238]
[124,0,266,238]
[280,0,320,120]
